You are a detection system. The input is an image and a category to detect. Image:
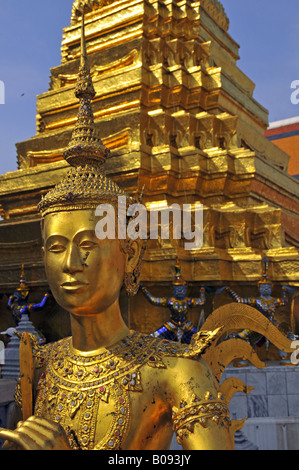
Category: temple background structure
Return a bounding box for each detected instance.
[0,0,298,352]
[265,117,299,179]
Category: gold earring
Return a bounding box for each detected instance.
[124,269,140,296]
[122,239,146,296]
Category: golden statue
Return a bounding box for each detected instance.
[0,8,293,451]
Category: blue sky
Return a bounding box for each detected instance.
[0,0,299,175]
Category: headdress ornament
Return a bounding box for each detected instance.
[17,264,29,293]
[258,257,272,286]
[38,9,136,217]
[172,258,186,286]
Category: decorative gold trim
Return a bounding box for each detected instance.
[172,392,230,445]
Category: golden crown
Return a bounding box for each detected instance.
[172,258,187,286]
[38,10,136,217]
[258,257,272,286]
[17,264,29,293]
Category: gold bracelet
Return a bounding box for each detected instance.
[172,392,230,444]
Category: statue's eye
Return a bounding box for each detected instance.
[48,243,66,253]
[79,240,97,250]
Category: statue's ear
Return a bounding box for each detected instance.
[125,239,143,274]
[122,238,146,296]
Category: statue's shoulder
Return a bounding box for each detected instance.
[136,331,221,400]
[136,328,220,369]
[29,334,70,369]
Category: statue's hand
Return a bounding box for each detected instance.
[215,286,227,295]
[0,416,71,450]
[282,286,295,294]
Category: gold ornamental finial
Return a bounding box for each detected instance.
[258,257,272,286]
[71,1,97,25]
[37,8,136,217]
[17,264,29,293]
[76,11,95,100]
[63,10,109,168]
[172,258,186,286]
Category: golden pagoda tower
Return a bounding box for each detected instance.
[0,0,298,342]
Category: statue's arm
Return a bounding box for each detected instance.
[189,287,206,307]
[0,416,71,450]
[225,287,254,306]
[277,286,290,307]
[140,286,168,307]
[169,357,233,450]
[7,295,14,310]
[29,292,51,312]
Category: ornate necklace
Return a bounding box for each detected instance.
[33,332,165,449]
[31,329,218,450]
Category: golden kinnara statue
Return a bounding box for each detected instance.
[0,8,294,451]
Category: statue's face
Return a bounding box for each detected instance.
[14,290,28,302]
[43,209,126,316]
[173,284,187,300]
[20,290,29,300]
[259,283,272,298]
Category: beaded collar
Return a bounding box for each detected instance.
[30,329,219,450]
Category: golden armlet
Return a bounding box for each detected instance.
[172,393,231,444]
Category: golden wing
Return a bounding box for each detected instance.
[201,302,294,355]
[220,377,254,406]
[202,338,265,382]
[199,302,294,442]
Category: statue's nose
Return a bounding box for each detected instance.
[63,243,84,274]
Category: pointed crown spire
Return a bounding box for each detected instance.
[38,7,136,217]
[172,258,186,286]
[63,10,109,168]
[76,11,95,100]
[258,257,272,285]
[17,264,29,293]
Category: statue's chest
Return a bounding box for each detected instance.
[33,335,167,450]
[169,300,188,314]
[34,373,132,450]
[256,298,276,314]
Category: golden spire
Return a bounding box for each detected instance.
[63,10,109,168]
[172,258,186,286]
[38,8,135,217]
[258,257,272,285]
[17,264,29,292]
[76,11,95,99]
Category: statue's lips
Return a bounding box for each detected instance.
[61,281,89,291]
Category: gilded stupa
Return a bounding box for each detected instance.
[0,0,298,341]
